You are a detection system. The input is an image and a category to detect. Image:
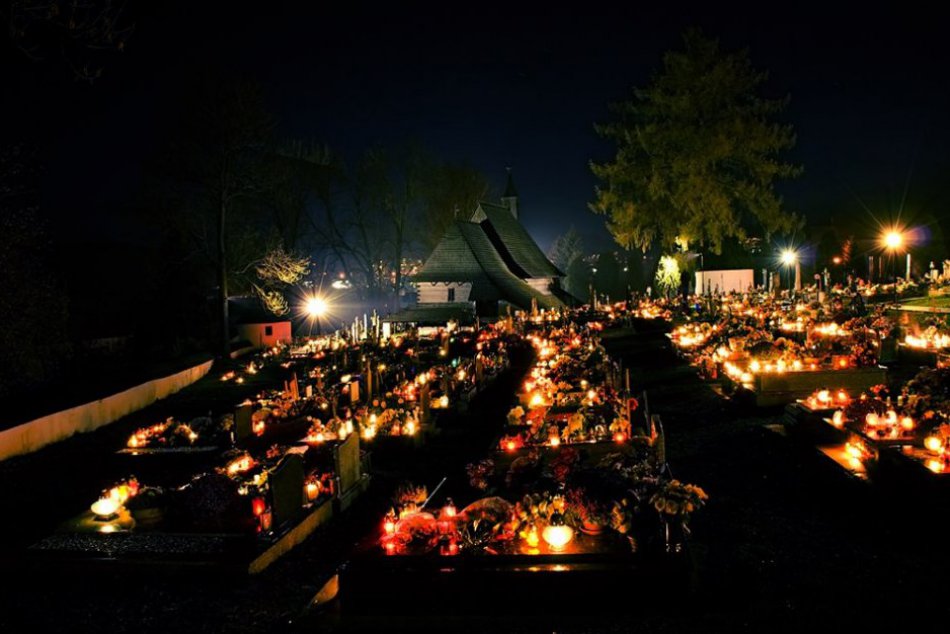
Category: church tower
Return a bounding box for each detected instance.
[500,167,518,219]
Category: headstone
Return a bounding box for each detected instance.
[334,433,361,496]
[420,382,431,424]
[234,404,254,443]
[364,359,373,402]
[269,453,305,528]
[350,380,360,405]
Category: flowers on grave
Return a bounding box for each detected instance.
[565,486,611,533]
[902,367,950,423]
[392,482,428,517]
[650,480,708,519]
[126,486,167,527]
[504,451,542,491]
[923,423,950,473]
[548,447,580,483]
[127,416,227,448]
[457,497,516,550]
[466,458,495,491]
[609,416,632,441]
[507,406,526,425]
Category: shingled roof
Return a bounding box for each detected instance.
[413,220,562,310]
[471,202,563,279]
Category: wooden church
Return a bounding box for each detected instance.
[398,171,569,323]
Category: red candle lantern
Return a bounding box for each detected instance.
[259,509,273,532]
[251,497,266,517]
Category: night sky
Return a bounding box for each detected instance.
[4,2,948,253]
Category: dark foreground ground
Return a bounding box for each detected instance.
[2,325,950,633]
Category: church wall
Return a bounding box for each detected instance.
[418,282,473,303]
[525,277,554,295]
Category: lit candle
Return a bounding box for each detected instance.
[259,510,273,532]
[306,481,320,502]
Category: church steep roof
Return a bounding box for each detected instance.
[471,202,563,279]
[413,220,563,310]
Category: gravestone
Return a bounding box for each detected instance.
[269,453,305,528]
[234,404,254,443]
[334,433,360,494]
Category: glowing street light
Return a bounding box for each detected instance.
[306,296,328,318]
[779,249,799,294]
[880,228,907,304]
[305,296,329,335]
[882,230,904,252]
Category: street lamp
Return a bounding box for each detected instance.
[881,229,905,305]
[781,249,798,294]
[305,296,328,335]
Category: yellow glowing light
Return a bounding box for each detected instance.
[924,436,944,453]
[542,524,574,550]
[405,421,417,436]
[832,410,845,428]
[525,526,540,548]
[91,497,119,518]
[781,250,797,266]
[306,482,320,501]
[305,296,329,318]
[926,459,944,473]
[549,435,561,447]
[882,230,903,251]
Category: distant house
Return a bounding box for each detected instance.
[229,297,292,348]
[395,171,568,323]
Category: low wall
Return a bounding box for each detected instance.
[0,358,214,462]
[696,269,754,295]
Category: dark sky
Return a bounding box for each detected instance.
[4,1,949,253]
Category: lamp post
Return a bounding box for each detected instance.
[305,296,328,336]
[881,230,904,305]
[781,249,798,297]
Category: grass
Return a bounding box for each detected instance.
[901,295,950,309]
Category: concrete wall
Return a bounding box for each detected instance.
[0,358,214,462]
[236,322,292,348]
[696,269,755,294]
[417,283,473,304]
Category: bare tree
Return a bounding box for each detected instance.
[5,0,134,82]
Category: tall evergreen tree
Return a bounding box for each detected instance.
[591,29,802,254]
